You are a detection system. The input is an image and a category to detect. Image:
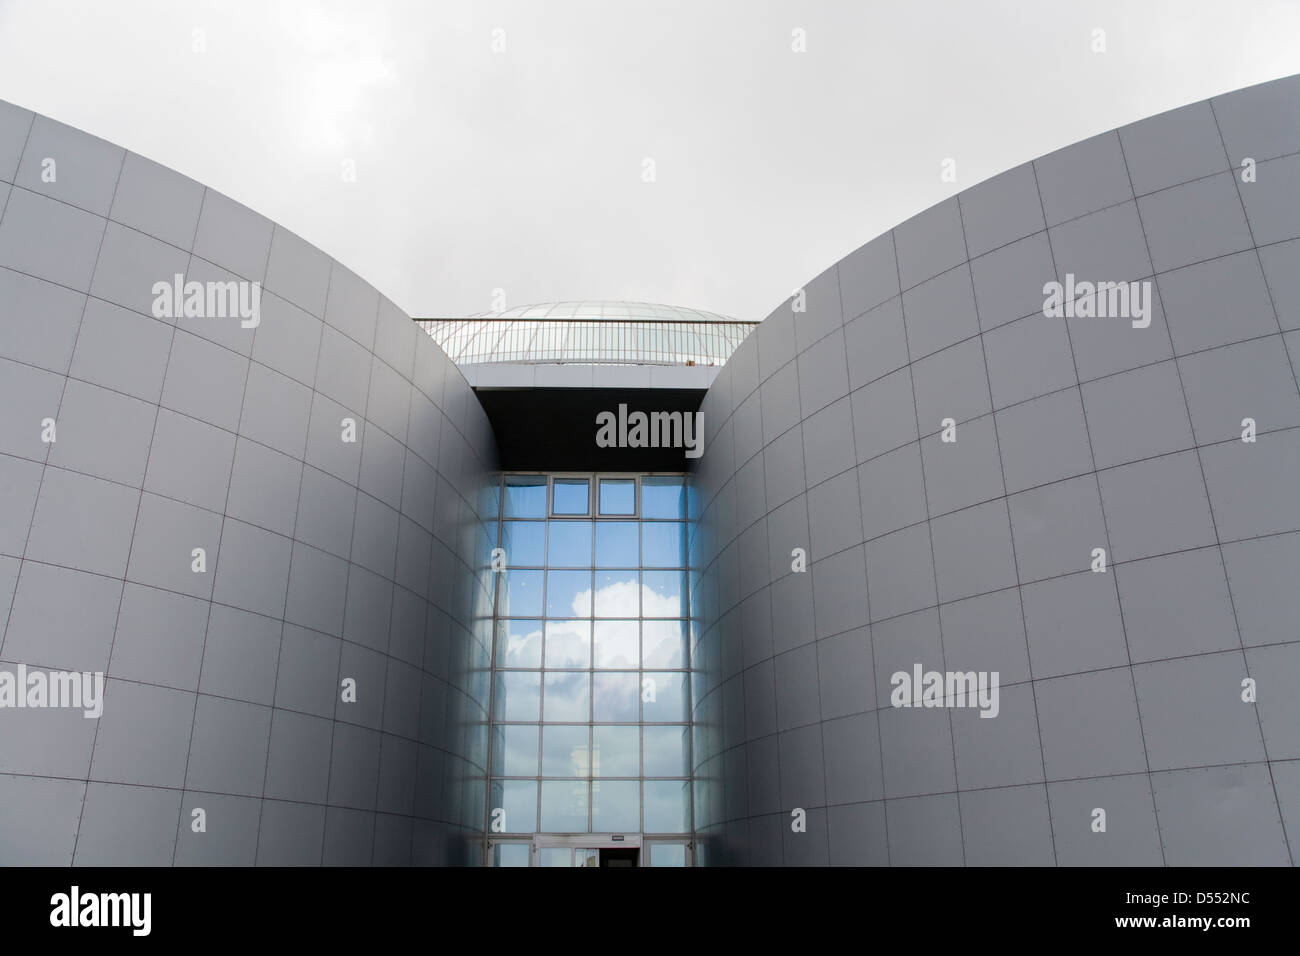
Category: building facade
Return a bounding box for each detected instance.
[688,73,1300,866]
[0,101,499,864]
[0,72,1297,865]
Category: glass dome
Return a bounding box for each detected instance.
[418,301,757,367]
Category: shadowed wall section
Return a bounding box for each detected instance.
[0,100,497,865]
[688,74,1300,866]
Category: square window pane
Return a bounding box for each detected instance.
[547,569,593,617]
[642,521,686,567]
[593,672,640,722]
[547,520,592,567]
[642,780,689,833]
[598,478,636,515]
[591,779,639,832]
[543,671,590,722]
[649,843,687,867]
[642,477,686,518]
[641,570,687,617]
[504,476,547,518]
[643,724,690,776]
[544,620,591,668]
[491,724,539,776]
[491,842,531,866]
[493,672,540,722]
[496,619,543,668]
[593,620,639,669]
[642,620,686,669]
[539,847,571,867]
[502,569,544,618]
[553,478,590,515]
[595,570,639,617]
[500,520,545,567]
[575,847,600,867]
[540,780,589,832]
[489,780,538,833]
[595,521,638,566]
[643,672,688,722]
[542,725,590,777]
[592,725,639,777]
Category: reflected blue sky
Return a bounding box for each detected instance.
[593,620,638,668]
[546,520,592,566]
[501,520,545,566]
[543,671,589,721]
[503,476,547,518]
[591,780,639,832]
[552,478,589,515]
[593,726,638,777]
[541,725,589,776]
[598,478,635,515]
[593,672,639,722]
[489,475,692,838]
[543,620,589,668]
[595,521,638,566]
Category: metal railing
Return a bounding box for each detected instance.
[416,317,758,367]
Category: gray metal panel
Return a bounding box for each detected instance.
[688,73,1300,867]
[0,99,493,866]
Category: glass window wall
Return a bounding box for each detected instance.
[487,474,693,851]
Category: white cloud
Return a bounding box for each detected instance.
[2,0,1297,322]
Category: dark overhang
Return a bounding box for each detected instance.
[474,387,706,472]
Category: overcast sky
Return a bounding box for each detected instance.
[1,0,1298,321]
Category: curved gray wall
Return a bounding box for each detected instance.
[0,101,497,865]
[689,74,1300,865]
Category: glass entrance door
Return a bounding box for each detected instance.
[488,837,660,868]
[488,834,647,867]
[540,843,638,867]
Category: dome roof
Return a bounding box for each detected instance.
[420,300,756,366]
[473,300,740,323]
